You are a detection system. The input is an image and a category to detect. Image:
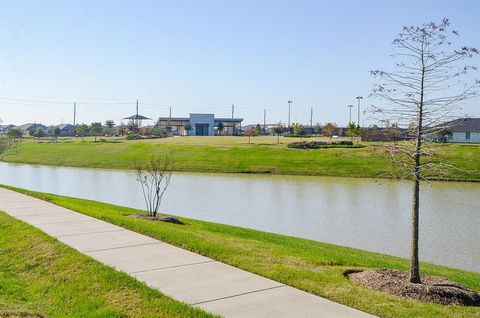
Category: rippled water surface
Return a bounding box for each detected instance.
[0,162,478,272]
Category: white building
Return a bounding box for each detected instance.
[445,118,480,143]
[156,114,243,136]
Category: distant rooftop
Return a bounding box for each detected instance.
[443,118,480,132]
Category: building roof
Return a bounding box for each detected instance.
[157,115,243,122]
[157,117,190,121]
[17,123,47,131]
[214,118,243,122]
[55,124,75,131]
[444,118,480,132]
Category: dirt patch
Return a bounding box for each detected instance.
[345,269,480,306]
[0,311,44,318]
[132,214,184,225]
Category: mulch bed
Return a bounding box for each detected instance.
[345,269,480,306]
[132,214,184,225]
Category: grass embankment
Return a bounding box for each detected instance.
[0,212,215,317]
[5,186,480,318]
[3,136,480,181]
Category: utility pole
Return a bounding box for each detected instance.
[310,107,313,128]
[263,108,266,135]
[136,99,139,131]
[287,100,293,127]
[348,104,353,124]
[356,96,363,127]
[168,106,172,132]
[73,102,76,126]
[232,104,235,136]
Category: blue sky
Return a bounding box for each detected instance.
[1,0,479,126]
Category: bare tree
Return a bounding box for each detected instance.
[135,154,174,218]
[0,135,17,159]
[244,128,258,144]
[272,123,284,144]
[370,19,479,283]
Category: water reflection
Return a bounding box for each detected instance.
[0,162,478,273]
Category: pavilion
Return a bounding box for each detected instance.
[123,100,151,132]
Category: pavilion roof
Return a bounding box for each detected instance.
[123,114,151,120]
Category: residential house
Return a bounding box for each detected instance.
[55,124,76,136]
[0,124,15,135]
[443,118,480,143]
[16,123,48,135]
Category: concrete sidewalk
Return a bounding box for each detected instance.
[0,188,376,318]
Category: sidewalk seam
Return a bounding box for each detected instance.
[190,285,286,306]
[56,229,125,238]
[81,241,162,253]
[130,260,216,274]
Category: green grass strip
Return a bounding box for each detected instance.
[3,137,480,181]
[0,210,216,317]
[4,185,480,318]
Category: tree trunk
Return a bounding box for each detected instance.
[410,41,425,284]
[410,176,421,283]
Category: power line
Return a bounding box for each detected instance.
[0,97,133,105]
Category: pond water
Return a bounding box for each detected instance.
[0,162,478,273]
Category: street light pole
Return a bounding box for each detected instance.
[347,104,353,124]
[356,96,363,127]
[287,100,293,127]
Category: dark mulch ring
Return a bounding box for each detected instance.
[133,214,184,225]
[345,269,480,306]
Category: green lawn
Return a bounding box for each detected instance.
[3,136,480,181]
[4,186,480,318]
[0,211,215,317]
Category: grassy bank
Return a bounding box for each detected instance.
[5,186,480,318]
[3,136,480,181]
[0,211,214,317]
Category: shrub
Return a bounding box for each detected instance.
[288,140,356,149]
[284,134,313,138]
[126,133,141,140]
[287,141,327,149]
[333,140,354,145]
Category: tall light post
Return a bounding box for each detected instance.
[356,96,363,127]
[287,100,293,127]
[347,104,353,124]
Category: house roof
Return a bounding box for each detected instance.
[17,123,47,131]
[0,124,15,130]
[55,124,75,131]
[444,118,480,132]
